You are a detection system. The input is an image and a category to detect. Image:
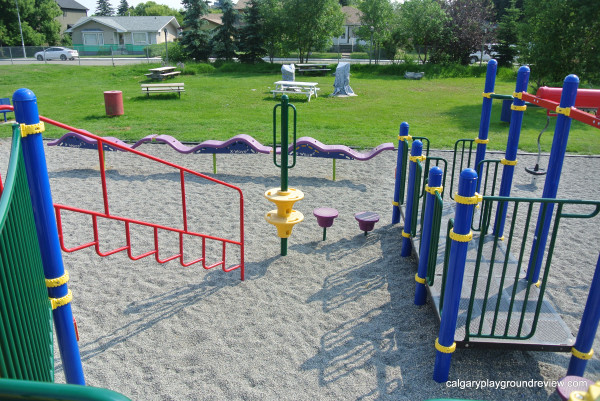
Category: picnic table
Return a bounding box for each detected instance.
[145,66,181,81]
[271,81,320,102]
[296,63,331,75]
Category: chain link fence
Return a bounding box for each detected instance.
[0,46,163,65]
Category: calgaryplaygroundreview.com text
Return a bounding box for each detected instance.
[445,379,590,390]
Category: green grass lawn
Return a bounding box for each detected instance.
[1,63,598,154]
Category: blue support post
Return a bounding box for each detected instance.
[415,166,443,305]
[433,168,479,383]
[474,60,497,193]
[401,140,423,257]
[493,66,530,238]
[12,88,85,385]
[567,253,600,377]
[526,75,579,284]
[392,122,410,224]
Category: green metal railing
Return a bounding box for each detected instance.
[0,133,53,382]
[425,191,444,287]
[463,196,600,341]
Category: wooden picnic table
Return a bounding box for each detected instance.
[296,63,331,75]
[145,66,181,81]
[272,81,320,102]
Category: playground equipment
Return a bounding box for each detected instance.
[0,88,245,390]
[391,61,600,383]
[265,95,304,256]
[313,207,338,241]
[354,211,379,235]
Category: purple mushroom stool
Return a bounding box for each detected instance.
[355,211,380,236]
[556,376,595,400]
[313,208,339,241]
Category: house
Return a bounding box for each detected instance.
[66,16,180,55]
[201,13,223,30]
[332,6,367,53]
[55,0,88,36]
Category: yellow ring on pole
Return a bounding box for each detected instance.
[449,229,473,242]
[500,158,518,166]
[454,193,483,205]
[474,138,489,144]
[511,104,527,112]
[512,91,523,99]
[45,270,69,288]
[20,122,45,138]
[571,347,594,360]
[402,231,411,238]
[409,155,426,163]
[425,185,443,195]
[556,106,571,117]
[435,338,456,353]
[392,201,399,206]
[482,92,495,99]
[415,273,426,285]
[50,290,72,310]
[398,135,412,142]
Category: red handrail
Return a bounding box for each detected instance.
[0,105,245,280]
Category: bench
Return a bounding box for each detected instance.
[141,83,185,98]
[271,81,320,102]
[296,63,331,75]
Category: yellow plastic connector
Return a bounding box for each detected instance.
[264,187,304,218]
[398,135,412,142]
[512,91,523,99]
[435,338,456,353]
[454,193,483,205]
[415,273,426,285]
[45,270,69,288]
[511,104,527,112]
[449,229,473,242]
[571,347,594,360]
[50,289,72,310]
[409,155,426,163]
[425,185,443,195]
[20,122,45,138]
[556,106,572,117]
[474,138,490,144]
[501,158,518,166]
[402,231,411,238]
[264,210,304,238]
[482,92,495,99]
[392,201,399,207]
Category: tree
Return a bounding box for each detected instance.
[282,0,344,63]
[0,0,61,46]
[211,0,237,60]
[438,0,496,64]
[237,0,266,63]
[259,0,286,62]
[494,0,519,67]
[520,0,600,87]
[131,2,184,24]
[356,0,395,64]
[180,0,212,61]
[397,0,447,64]
[117,0,129,15]
[95,0,114,16]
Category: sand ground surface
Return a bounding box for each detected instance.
[1,136,599,401]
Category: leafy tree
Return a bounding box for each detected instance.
[259,0,286,62]
[494,0,519,66]
[356,0,395,64]
[95,0,114,16]
[0,0,61,46]
[520,0,600,86]
[117,0,129,15]
[438,0,496,64]
[282,0,344,63]
[180,0,212,61]
[211,0,237,60]
[132,1,184,24]
[397,0,447,64]
[238,0,266,63]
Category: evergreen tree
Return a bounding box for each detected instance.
[180,0,212,61]
[494,0,519,66]
[117,0,129,15]
[0,0,61,45]
[211,0,238,60]
[95,0,114,16]
[238,0,265,63]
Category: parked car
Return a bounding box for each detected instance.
[469,44,498,64]
[35,47,79,61]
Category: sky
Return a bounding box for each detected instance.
[76,0,190,14]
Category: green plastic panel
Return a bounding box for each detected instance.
[0,378,132,401]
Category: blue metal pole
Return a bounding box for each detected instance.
[433,168,479,383]
[474,60,497,193]
[401,140,423,257]
[12,88,85,385]
[567,253,600,376]
[392,122,410,224]
[526,75,579,284]
[493,66,530,238]
[415,166,443,305]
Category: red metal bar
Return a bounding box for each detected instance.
[522,92,600,129]
[55,208,97,252]
[153,226,182,264]
[180,170,188,232]
[178,232,205,267]
[92,215,129,257]
[125,221,157,261]
[96,139,110,215]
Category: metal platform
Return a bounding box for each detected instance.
[406,202,575,351]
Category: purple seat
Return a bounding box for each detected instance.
[556,376,595,400]
[313,207,338,241]
[355,211,380,235]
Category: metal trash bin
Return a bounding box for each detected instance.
[104,90,124,116]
